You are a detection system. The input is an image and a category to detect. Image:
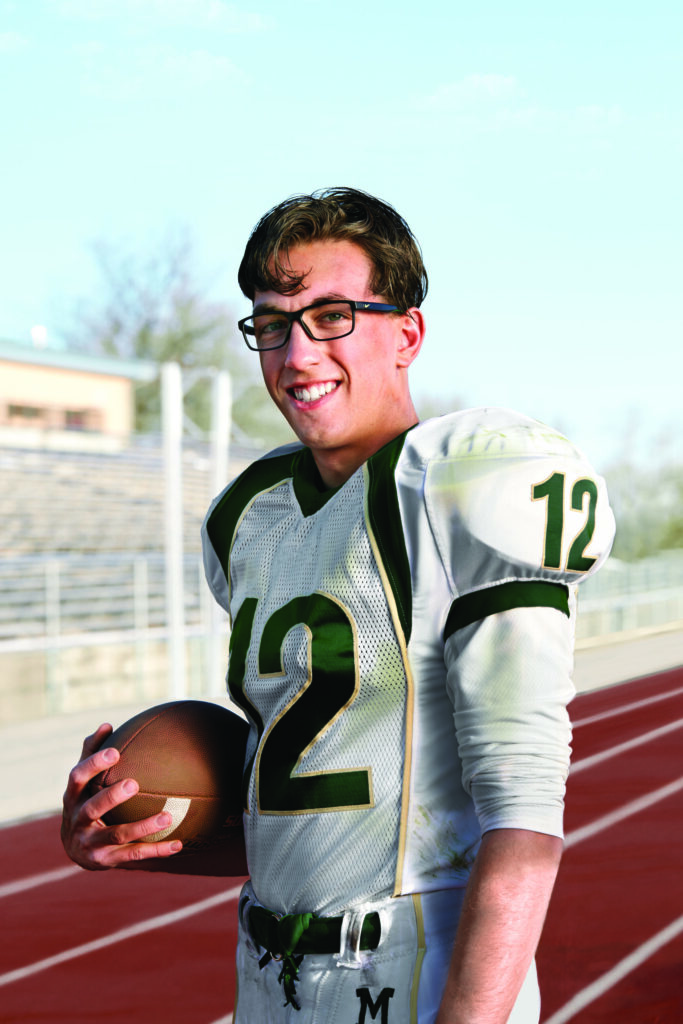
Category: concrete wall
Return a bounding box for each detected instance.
[0,634,223,724]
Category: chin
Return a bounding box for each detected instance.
[284,413,333,446]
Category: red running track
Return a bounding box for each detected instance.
[537,667,683,1023]
[1,666,681,1023]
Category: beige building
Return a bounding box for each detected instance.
[0,339,156,450]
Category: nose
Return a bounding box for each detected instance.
[283,319,320,370]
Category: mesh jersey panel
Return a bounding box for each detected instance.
[227,472,409,914]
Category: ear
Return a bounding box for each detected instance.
[396,308,425,369]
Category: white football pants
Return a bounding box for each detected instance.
[233,881,541,1024]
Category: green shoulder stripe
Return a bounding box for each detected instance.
[366,430,413,643]
[205,447,301,585]
[444,580,569,641]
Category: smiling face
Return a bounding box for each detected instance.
[255,239,425,487]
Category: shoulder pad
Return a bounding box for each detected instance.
[415,408,615,593]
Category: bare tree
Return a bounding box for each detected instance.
[65,228,291,446]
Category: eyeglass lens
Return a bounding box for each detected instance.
[246,301,355,350]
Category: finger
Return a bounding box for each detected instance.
[83,789,180,848]
[66,797,181,869]
[79,723,113,762]
[63,743,120,810]
[91,811,184,869]
[106,808,183,847]
[69,829,183,871]
[124,838,184,861]
[79,775,138,825]
[98,837,183,869]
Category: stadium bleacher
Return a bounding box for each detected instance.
[0,443,214,555]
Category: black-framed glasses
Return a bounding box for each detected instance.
[238,299,402,351]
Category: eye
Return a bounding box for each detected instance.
[252,314,289,345]
[307,303,353,333]
[261,317,288,334]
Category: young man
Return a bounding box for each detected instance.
[62,188,615,1023]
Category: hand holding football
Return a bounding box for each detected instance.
[91,700,248,852]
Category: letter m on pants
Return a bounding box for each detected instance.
[355,987,395,1023]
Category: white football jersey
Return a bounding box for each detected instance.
[202,408,615,916]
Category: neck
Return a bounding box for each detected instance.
[312,408,419,488]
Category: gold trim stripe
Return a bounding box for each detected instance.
[410,893,427,1023]
[362,464,415,898]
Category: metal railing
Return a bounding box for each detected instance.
[576,550,683,639]
[1,548,682,723]
[0,551,230,721]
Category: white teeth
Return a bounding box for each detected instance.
[293,382,336,403]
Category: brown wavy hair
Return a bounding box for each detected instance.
[238,187,428,309]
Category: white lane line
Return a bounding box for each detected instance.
[209,1016,233,1023]
[564,776,683,849]
[573,686,683,728]
[550,782,683,1021]
[542,914,683,1024]
[5,716,679,901]
[0,883,243,988]
[570,718,683,773]
[0,865,81,899]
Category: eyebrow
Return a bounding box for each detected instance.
[251,293,352,316]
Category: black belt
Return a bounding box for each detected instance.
[248,905,381,958]
[248,906,381,1009]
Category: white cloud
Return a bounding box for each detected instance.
[414,75,628,143]
[0,30,29,52]
[75,41,244,101]
[73,39,106,57]
[51,0,268,31]
[573,104,626,130]
[417,74,523,113]
[160,47,241,85]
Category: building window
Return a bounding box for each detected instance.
[65,409,87,429]
[64,409,103,431]
[8,404,44,421]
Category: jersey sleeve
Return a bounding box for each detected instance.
[423,409,616,838]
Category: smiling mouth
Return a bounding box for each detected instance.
[289,381,339,403]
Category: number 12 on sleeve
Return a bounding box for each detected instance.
[532,472,598,573]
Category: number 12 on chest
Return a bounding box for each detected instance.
[227,593,374,816]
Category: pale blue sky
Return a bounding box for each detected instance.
[1,0,681,469]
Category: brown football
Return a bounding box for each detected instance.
[92,700,248,854]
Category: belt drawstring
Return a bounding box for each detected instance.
[258,912,314,1010]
